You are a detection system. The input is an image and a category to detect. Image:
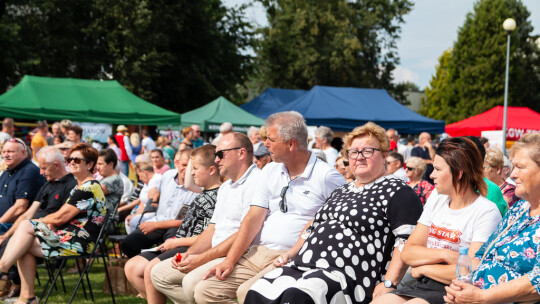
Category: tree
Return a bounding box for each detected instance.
[253,0,412,101]
[421,0,540,123]
[0,0,255,113]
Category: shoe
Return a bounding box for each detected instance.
[0,280,11,298]
[0,284,20,300]
[4,295,36,304]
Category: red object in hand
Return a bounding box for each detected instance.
[175,253,182,262]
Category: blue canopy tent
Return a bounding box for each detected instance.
[240,88,307,119]
[275,86,445,134]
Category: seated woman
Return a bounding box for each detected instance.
[484,147,520,207]
[374,137,502,304]
[405,156,434,205]
[0,143,106,304]
[123,162,162,234]
[245,122,424,304]
[444,133,540,304]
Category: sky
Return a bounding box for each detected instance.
[223,0,540,89]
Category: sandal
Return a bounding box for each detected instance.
[17,296,37,304]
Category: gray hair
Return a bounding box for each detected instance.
[36,146,65,164]
[247,126,260,138]
[509,133,540,167]
[135,153,151,164]
[315,126,334,143]
[266,111,308,151]
[219,122,233,133]
[60,119,72,129]
[406,156,426,176]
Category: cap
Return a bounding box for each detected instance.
[117,125,128,132]
[389,140,398,150]
[254,145,270,157]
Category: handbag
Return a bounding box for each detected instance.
[102,258,138,295]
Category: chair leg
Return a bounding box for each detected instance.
[68,256,95,304]
[74,258,88,300]
[35,269,41,287]
[83,258,94,302]
[41,259,66,304]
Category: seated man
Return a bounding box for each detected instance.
[0,146,75,298]
[120,150,198,258]
[95,149,124,230]
[387,151,407,182]
[150,132,260,304]
[0,138,46,232]
[193,111,345,304]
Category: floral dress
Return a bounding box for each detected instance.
[500,182,520,208]
[472,200,540,299]
[408,179,434,205]
[31,180,106,257]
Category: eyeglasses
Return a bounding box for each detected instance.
[7,138,26,149]
[280,185,289,213]
[215,147,241,159]
[346,147,380,159]
[406,166,417,171]
[66,157,87,164]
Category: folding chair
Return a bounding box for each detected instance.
[40,209,116,304]
[108,198,157,258]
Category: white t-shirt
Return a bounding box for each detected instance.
[119,173,134,202]
[419,189,502,251]
[210,164,261,248]
[142,137,157,153]
[251,153,346,250]
[139,173,162,205]
[323,147,339,166]
[151,169,198,222]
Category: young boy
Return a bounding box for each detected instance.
[124,145,221,301]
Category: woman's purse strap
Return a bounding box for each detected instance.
[479,207,528,265]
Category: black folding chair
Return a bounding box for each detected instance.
[40,209,116,304]
[108,198,157,257]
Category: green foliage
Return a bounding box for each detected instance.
[421,0,540,123]
[0,0,255,113]
[253,0,412,101]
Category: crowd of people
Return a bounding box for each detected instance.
[0,113,538,304]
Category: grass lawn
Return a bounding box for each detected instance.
[34,259,147,304]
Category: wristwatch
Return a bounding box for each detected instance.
[383,279,398,289]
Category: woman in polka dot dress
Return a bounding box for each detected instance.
[245,122,423,304]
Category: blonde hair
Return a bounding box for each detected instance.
[343,122,389,153]
[485,148,504,169]
[509,133,540,167]
[259,125,268,141]
[136,161,154,172]
[406,156,426,176]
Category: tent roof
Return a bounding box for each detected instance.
[275,85,445,133]
[181,96,265,132]
[0,75,181,125]
[445,106,540,140]
[240,88,307,119]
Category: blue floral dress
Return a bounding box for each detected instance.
[472,200,540,299]
[31,180,106,257]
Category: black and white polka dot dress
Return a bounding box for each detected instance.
[245,176,423,304]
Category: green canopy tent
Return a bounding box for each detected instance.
[179,96,265,132]
[0,75,181,125]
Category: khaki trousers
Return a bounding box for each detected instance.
[193,245,285,304]
[150,256,224,304]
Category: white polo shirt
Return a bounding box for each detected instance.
[140,173,162,205]
[150,169,198,222]
[251,153,346,250]
[210,164,261,248]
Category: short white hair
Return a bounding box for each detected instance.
[315,126,333,143]
[36,146,65,164]
[266,111,308,151]
[247,126,260,137]
[220,122,233,133]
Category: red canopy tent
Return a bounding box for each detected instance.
[445,106,540,140]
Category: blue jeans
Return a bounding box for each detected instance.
[121,160,130,176]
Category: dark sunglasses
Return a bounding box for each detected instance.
[66,157,87,164]
[215,147,241,159]
[7,138,26,149]
[405,166,417,171]
[343,160,349,166]
[279,185,289,213]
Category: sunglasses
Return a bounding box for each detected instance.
[405,166,417,171]
[7,138,26,149]
[279,185,289,213]
[66,157,87,164]
[215,147,241,159]
[343,160,349,166]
